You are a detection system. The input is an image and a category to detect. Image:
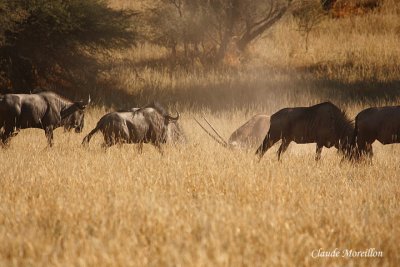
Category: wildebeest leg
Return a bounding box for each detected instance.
[102,135,114,149]
[137,142,143,154]
[365,143,373,164]
[45,126,54,147]
[277,139,290,161]
[356,139,371,161]
[117,140,124,148]
[101,143,109,150]
[256,133,280,160]
[0,126,16,148]
[365,143,373,157]
[354,144,363,161]
[315,144,323,161]
[154,142,164,155]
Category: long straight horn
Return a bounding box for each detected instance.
[193,117,227,148]
[201,115,228,147]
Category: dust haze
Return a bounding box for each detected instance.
[0,0,399,266]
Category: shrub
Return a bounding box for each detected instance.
[0,0,137,94]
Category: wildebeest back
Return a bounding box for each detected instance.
[270,103,348,145]
[355,106,400,145]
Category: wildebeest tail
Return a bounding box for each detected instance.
[82,125,100,146]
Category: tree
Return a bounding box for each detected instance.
[0,0,137,93]
[293,0,326,52]
[143,0,292,64]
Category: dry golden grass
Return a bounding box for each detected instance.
[1,1,400,266]
[98,1,400,110]
[0,104,399,266]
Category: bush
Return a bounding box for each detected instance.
[0,0,137,94]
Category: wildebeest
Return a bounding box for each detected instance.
[352,105,400,160]
[256,102,354,161]
[82,102,184,152]
[0,91,89,147]
[194,114,270,150]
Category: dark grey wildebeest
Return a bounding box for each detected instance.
[352,105,400,160]
[82,102,184,152]
[0,91,89,147]
[256,102,354,161]
[194,114,270,150]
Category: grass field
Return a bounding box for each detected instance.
[1,0,400,266]
[0,105,399,266]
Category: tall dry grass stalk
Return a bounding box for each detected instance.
[98,1,400,109]
[0,104,399,266]
[1,1,399,266]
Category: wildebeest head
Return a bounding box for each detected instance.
[141,102,181,143]
[63,110,85,133]
[167,116,187,144]
[62,95,90,133]
[141,102,180,124]
[165,110,180,123]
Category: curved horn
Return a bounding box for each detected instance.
[166,110,180,121]
[78,94,91,110]
[84,94,92,108]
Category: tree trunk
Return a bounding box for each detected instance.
[217,0,239,62]
[236,6,288,52]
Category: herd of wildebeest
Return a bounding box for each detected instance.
[0,91,399,162]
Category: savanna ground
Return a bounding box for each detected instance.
[1,1,400,266]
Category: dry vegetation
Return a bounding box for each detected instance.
[99,0,400,110]
[0,106,399,267]
[1,0,400,266]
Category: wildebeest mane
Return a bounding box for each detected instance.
[318,102,354,147]
[335,109,354,139]
[312,102,353,132]
[300,102,353,139]
[137,101,168,116]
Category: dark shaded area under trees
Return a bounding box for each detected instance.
[0,0,137,98]
[0,0,397,110]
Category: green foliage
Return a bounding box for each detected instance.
[0,0,137,93]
